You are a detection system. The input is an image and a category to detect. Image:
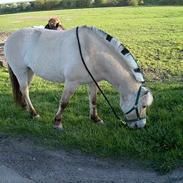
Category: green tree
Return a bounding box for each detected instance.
[62,0,76,8]
[128,0,139,6]
[111,0,128,6]
[20,2,31,10]
[93,0,109,6]
[76,0,92,7]
[62,0,92,8]
[44,0,61,9]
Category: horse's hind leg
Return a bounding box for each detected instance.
[19,69,39,118]
[27,68,34,86]
[88,83,103,124]
[54,81,78,129]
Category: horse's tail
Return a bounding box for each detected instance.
[8,65,26,107]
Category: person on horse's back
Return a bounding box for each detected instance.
[45,17,65,31]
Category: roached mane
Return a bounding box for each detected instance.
[85,26,145,83]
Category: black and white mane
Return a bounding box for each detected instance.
[87,26,145,83]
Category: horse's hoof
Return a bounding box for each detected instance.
[90,115,104,125]
[53,125,64,131]
[33,114,40,119]
[31,114,40,119]
[54,117,63,130]
[96,120,104,125]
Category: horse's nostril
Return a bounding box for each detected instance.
[127,119,146,129]
[135,123,138,128]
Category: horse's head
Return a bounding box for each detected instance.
[120,86,153,128]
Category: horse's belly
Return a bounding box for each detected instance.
[36,72,65,83]
[32,64,65,82]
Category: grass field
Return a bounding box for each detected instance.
[0,6,183,173]
[0,6,183,80]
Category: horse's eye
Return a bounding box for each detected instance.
[142,106,146,109]
[144,91,149,95]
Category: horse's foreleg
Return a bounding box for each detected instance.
[54,82,78,129]
[88,83,104,124]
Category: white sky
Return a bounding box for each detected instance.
[0,0,35,4]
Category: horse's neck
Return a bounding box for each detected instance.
[100,51,141,112]
[104,57,138,91]
[95,39,140,95]
[81,27,140,96]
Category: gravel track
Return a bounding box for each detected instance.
[0,134,183,183]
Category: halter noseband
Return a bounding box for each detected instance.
[124,85,146,123]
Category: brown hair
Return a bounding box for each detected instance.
[45,17,65,30]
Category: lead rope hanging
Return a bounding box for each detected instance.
[76,27,126,126]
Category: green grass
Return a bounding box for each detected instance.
[0,67,183,173]
[0,6,183,173]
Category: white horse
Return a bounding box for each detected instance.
[4,26,153,129]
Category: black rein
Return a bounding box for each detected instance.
[76,27,122,122]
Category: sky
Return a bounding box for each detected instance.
[0,0,35,4]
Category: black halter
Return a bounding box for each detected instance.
[76,27,145,125]
[124,85,146,123]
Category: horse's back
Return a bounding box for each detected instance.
[5,28,80,82]
[5,26,104,84]
[5,28,75,64]
[5,29,28,68]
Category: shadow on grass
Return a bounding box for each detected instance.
[0,80,183,173]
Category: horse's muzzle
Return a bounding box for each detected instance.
[127,118,146,128]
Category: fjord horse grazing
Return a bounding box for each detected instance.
[4,26,153,129]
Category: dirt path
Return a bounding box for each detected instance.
[0,134,182,183]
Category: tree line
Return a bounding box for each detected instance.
[0,0,182,14]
